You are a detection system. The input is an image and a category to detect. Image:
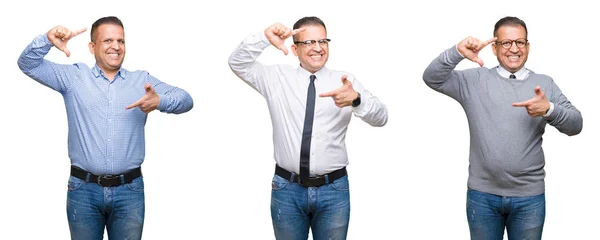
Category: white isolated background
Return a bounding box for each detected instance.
[0,0,597,239]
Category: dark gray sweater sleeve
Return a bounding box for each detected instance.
[422,46,477,103]
[545,81,583,136]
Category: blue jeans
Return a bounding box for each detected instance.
[271,174,350,240]
[66,175,145,240]
[467,189,545,240]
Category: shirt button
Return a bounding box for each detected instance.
[108,119,112,122]
[107,139,111,142]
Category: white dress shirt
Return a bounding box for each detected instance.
[229,32,388,175]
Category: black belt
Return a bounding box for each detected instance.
[275,165,347,187]
[70,165,142,187]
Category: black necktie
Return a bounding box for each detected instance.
[509,74,516,79]
[299,75,316,182]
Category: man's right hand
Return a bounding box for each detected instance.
[264,23,305,55]
[47,25,87,57]
[457,36,497,67]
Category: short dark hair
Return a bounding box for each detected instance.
[292,16,326,41]
[494,16,527,38]
[91,16,124,42]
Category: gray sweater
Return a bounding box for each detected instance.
[423,46,583,197]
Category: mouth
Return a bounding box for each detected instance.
[507,55,521,62]
[107,53,121,59]
[309,53,324,61]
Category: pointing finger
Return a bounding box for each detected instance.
[291,27,306,36]
[481,37,498,48]
[319,90,336,98]
[512,100,531,107]
[126,99,142,110]
[72,28,87,37]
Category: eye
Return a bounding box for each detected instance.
[501,41,512,48]
[516,39,527,46]
[104,39,112,43]
[118,40,125,44]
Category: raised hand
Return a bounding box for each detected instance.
[457,36,497,66]
[126,84,160,113]
[512,86,551,117]
[264,23,305,55]
[47,25,87,57]
[319,75,359,108]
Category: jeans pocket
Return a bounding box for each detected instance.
[126,177,144,192]
[271,175,289,191]
[67,176,84,192]
[331,176,350,191]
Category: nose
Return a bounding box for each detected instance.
[509,42,519,52]
[313,42,322,51]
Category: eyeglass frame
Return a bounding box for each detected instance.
[495,38,529,49]
[294,38,331,48]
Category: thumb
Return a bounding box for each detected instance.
[63,47,71,57]
[534,86,543,96]
[145,83,154,93]
[341,75,349,84]
[473,57,484,67]
[276,44,289,55]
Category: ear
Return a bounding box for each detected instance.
[491,42,498,56]
[291,43,298,57]
[88,42,95,55]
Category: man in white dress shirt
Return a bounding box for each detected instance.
[228,16,388,240]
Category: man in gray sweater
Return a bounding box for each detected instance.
[423,16,582,240]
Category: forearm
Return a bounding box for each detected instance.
[17,34,72,92]
[422,46,475,102]
[18,35,52,72]
[228,32,270,81]
[353,94,388,127]
[150,77,194,114]
[545,102,582,136]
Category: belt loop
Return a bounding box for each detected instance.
[120,175,125,184]
[325,174,330,185]
[85,173,91,182]
[289,172,295,182]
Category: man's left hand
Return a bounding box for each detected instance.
[319,75,359,108]
[512,86,550,117]
[126,84,160,113]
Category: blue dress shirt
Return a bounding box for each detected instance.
[18,35,193,175]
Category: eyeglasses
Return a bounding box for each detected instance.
[496,38,528,49]
[294,39,331,48]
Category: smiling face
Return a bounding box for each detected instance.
[88,23,126,76]
[492,25,529,73]
[291,24,329,73]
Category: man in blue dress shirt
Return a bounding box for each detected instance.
[17,16,193,240]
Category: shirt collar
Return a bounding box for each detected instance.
[92,65,128,80]
[297,65,329,81]
[496,65,529,80]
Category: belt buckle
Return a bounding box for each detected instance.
[298,176,325,187]
[97,175,120,187]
